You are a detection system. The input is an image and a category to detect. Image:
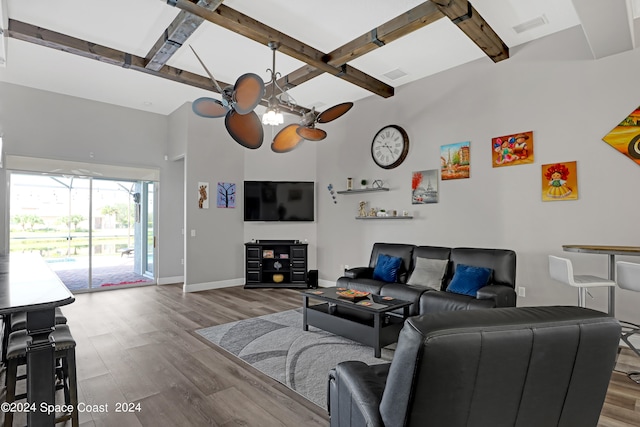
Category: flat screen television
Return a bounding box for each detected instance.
[244,181,315,221]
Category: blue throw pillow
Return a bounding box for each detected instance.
[372,254,403,282]
[446,264,493,297]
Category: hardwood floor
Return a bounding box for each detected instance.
[4,284,640,426]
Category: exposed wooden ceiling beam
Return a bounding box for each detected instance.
[432,0,509,63]
[6,19,304,115]
[144,0,223,71]
[274,1,444,92]
[170,0,394,98]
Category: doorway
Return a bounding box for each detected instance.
[9,173,156,292]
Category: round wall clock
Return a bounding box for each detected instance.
[371,125,409,169]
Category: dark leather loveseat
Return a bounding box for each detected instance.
[328,306,621,427]
[336,243,516,316]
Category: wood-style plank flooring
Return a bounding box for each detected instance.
[4,284,640,426]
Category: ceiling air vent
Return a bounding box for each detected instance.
[382,68,408,81]
[513,15,548,34]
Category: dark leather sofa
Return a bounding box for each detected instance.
[336,243,516,316]
[328,306,621,427]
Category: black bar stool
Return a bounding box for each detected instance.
[4,324,79,427]
[2,308,67,365]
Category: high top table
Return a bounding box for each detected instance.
[0,254,75,426]
[562,245,640,316]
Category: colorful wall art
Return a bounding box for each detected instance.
[602,106,640,166]
[541,162,578,201]
[441,142,470,180]
[412,169,439,204]
[198,182,209,209]
[492,131,534,167]
[217,182,236,208]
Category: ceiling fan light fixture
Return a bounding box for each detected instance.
[262,108,284,126]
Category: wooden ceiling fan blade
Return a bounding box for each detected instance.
[272,124,304,153]
[233,73,265,115]
[225,110,264,149]
[192,97,229,118]
[296,126,327,141]
[316,102,354,124]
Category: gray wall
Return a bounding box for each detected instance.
[0,82,184,281]
[316,25,640,324]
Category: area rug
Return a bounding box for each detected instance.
[196,309,394,408]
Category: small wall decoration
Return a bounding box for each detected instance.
[602,106,640,166]
[412,169,439,204]
[198,182,209,209]
[327,184,337,204]
[217,182,236,208]
[542,161,578,201]
[492,131,534,167]
[441,142,470,180]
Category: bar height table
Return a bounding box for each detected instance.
[0,254,75,426]
[562,245,640,316]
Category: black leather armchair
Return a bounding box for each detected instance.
[328,306,620,427]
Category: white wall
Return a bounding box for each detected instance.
[182,109,246,291]
[315,25,640,324]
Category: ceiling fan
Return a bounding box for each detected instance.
[189,46,266,149]
[259,42,354,153]
[271,102,354,153]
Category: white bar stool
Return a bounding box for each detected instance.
[548,255,616,311]
[615,261,640,384]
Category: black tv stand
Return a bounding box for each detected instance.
[244,240,308,289]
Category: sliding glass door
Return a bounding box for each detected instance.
[9,173,156,292]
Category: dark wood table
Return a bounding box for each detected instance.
[301,287,411,357]
[0,254,75,426]
[563,245,640,316]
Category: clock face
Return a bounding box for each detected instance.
[371,125,409,169]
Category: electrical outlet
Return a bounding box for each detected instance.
[518,286,526,297]
[181,258,184,265]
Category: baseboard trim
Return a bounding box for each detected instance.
[319,279,334,288]
[183,278,244,293]
[158,276,184,285]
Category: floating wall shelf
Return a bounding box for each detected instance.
[337,188,389,194]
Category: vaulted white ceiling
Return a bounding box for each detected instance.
[0,0,636,115]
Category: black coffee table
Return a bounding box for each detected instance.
[301,287,412,357]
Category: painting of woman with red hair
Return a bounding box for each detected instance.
[542,162,578,201]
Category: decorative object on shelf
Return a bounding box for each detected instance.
[346,177,353,191]
[369,208,377,217]
[391,210,397,216]
[403,210,410,216]
[372,179,384,189]
[376,209,388,217]
[371,125,409,169]
[441,141,470,180]
[272,273,284,283]
[542,161,578,201]
[327,184,337,204]
[492,131,534,167]
[189,46,265,149]
[360,179,368,189]
[273,261,282,270]
[412,170,438,204]
[358,201,367,217]
[216,182,236,208]
[602,105,640,166]
[263,250,274,258]
[198,182,209,209]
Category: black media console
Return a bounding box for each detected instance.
[244,240,308,289]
